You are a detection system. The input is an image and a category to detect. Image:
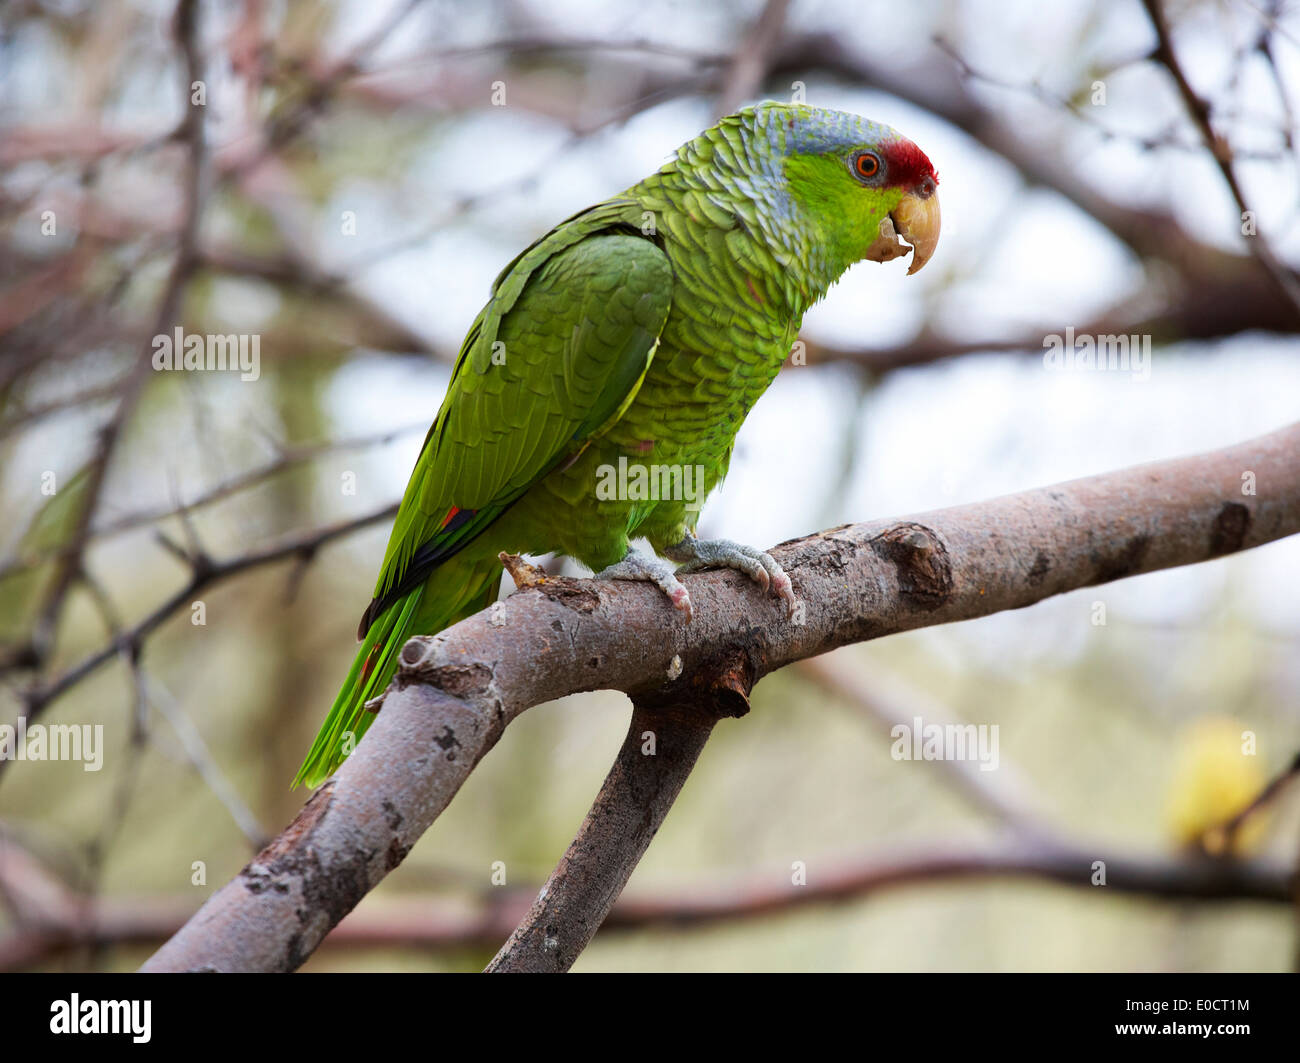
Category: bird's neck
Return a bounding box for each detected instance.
[632,197,839,334]
[635,129,849,317]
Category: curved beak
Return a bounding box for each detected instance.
[863,187,941,276]
[892,187,941,275]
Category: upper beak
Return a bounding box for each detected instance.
[864,186,941,276]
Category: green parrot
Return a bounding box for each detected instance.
[294,101,940,787]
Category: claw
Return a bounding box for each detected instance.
[595,550,694,622]
[665,535,800,619]
[771,570,799,618]
[667,584,694,623]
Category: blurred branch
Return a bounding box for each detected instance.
[226,0,430,179]
[797,654,1051,839]
[141,672,271,849]
[12,501,398,736]
[713,0,791,118]
[1141,0,1300,319]
[139,421,1300,972]
[195,245,440,355]
[10,25,1299,379]
[0,377,130,440]
[1220,750,1300,853]
[17,0,208,674]
[932,34,1283,162]
[0,421,425,584]
[3,828,1289,970]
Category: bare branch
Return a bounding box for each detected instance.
[1218,750,1300,853]
[3,832,1289,970]
[487,652,750,972]
[713,0,792,118]
[797,654,1050,838]
[0,421,424,585]
[19,0,209,672]
[1141,0,1300,319]
[13,502,398,733]
[139,421,1300,972]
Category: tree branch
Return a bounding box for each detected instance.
[797,654,1051,838]
[13,502,398,733]
[18,0,208,673]
[4,833,1289,970]
[487,651,751,972]
[713,0,791,118]
[0,421,424,585]
[139,421,1300,972]
[1141,0,1300,319]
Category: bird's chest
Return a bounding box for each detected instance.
[526,280,798,558]
[607,290,799,463]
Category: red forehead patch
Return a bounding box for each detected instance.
[882,139,938,190]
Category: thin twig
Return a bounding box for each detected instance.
[20,0,210,671]
[1141,0,1300,319]
[0,421,424,584]
[13,501,398,734]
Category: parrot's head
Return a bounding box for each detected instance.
[691,102,941,289]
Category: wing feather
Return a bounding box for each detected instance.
[362,221,672,633]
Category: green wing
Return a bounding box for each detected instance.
[360,217,673,635]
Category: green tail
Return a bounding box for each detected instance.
[293,556,502,788]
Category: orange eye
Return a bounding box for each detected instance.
[854,153,881,180]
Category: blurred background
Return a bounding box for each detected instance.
[1,0,1298,972]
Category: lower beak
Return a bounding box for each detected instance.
[863,189,941,275]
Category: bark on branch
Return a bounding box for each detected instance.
[487,651,752,972]
[141,421,1300,972]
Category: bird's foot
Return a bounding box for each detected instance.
[664,534,799,618]
[595,550,693,622]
